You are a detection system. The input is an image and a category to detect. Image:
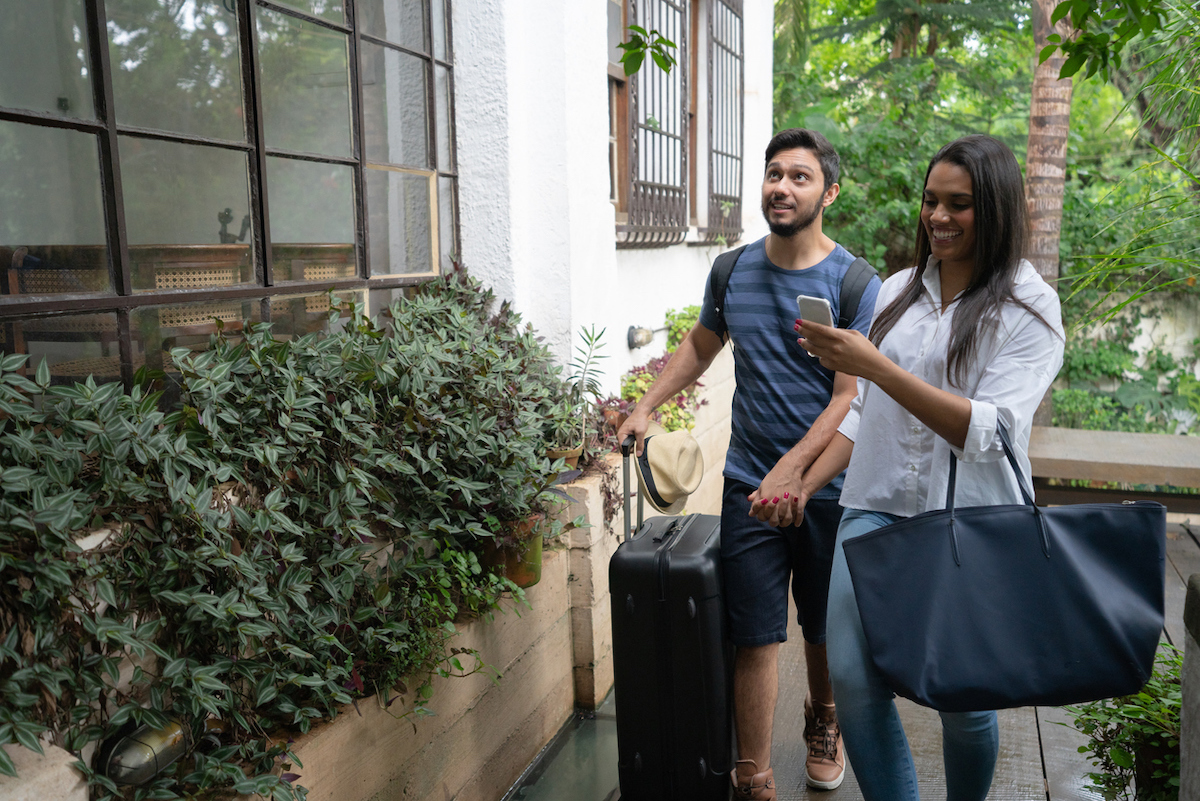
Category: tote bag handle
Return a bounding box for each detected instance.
[945,425,1052,561]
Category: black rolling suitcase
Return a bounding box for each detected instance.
[609,437,734,801]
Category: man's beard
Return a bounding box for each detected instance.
[762,194,823,238]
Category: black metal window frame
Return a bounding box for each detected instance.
[700,0,743,245]
[0,0,458,323]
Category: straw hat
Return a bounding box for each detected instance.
[634,422,705,515]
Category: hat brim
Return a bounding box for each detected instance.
[633,434,689,515]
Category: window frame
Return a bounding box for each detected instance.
[0,0,458,323]
[699,0,744,245]
[616,0,691,249]
[612,0,744,249]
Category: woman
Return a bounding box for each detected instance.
[763,135,1065,799]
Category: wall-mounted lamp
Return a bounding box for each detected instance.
[627,326,654,349]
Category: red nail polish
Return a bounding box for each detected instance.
[772,496,780,504]
[783,492,790,499]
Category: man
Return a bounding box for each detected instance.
[617,128,880,799]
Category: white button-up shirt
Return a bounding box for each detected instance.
[837,257,1065,516]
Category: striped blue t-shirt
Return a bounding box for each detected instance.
[698,238,881,499]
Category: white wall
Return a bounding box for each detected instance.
[453,0,775,399]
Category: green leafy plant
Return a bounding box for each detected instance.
[0,265,572,798]
[620,352,706,433]
[570,325,608,456]
[617,25,677,75]
[665,306,701,352]
[1063,646,1182,800]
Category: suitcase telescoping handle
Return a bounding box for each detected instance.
[620,435,645,542]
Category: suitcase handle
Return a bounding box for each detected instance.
[620,436,644,541]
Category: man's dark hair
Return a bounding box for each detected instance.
[764,128,840,191]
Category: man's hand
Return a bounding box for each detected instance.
[616,410,652,457]
[747,487,805,527]
[744,452,805,527]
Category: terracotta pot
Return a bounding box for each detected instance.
[480,515,544,588]
[601,408,629,433]
[546,445,583,470]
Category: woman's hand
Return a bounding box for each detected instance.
[747,487,805,527]
[796,319,887,380]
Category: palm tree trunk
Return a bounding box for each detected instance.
[1026,0,1073,284]
[1026,0,1073,424]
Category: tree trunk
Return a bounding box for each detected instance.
[1026,0,1073,425]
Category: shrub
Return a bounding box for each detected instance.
[0,267,566,798]
[1063,646,1182,801]
[620,352,706,433]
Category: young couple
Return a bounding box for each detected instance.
[617,129,1064,801]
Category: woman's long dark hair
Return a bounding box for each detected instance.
[868,135,1053,388]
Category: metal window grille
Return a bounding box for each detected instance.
[617,0,689,249]
[702,0,743,245]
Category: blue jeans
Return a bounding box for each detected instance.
[826,508,999,801]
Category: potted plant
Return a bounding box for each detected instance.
[479,513,547,589]
[546,396,585,468]
[541,325,607,469]
[1062,645,1182,800]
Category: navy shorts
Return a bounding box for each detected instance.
[720,478,844,647]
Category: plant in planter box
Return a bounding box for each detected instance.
[620,351,706,433]
[540,326,608,467]
[0,263,568,799]
[1063,645,1182,800]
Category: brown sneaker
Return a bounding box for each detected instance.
[730,758,776,800]
[804,696,846,790]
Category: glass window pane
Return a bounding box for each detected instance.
[132,297,261,376]
[431,0,447,61]
[434,64,453,170]
[437,175,456,271]
[0,312,122,386]
[358,0,426,53]
[0,121,111,297]
[118,136,254,292]
[267,157,356,281]
[270,0,345,25]
[360,41,429,168]
[1,1,94,119]
[106,0,245,141]
[366,168,431,275]
[256,7,353,158]
[270,289,362,338]
[366,285,412,318]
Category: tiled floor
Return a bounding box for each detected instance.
[506,522,1196,801]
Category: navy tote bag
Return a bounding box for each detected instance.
[842,427,1166,713]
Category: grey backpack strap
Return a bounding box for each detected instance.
[837,257,877,329]
[708,244,748,342]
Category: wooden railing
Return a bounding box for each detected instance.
[1029,426,1200,513]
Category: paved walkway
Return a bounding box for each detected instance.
[508,521,1197,801]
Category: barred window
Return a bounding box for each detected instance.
[702,0,743,245]
[611,0,744,249]
[616,0,690,249]
[0,0,457,389]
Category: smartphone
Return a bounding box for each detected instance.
[796,294,834,327]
